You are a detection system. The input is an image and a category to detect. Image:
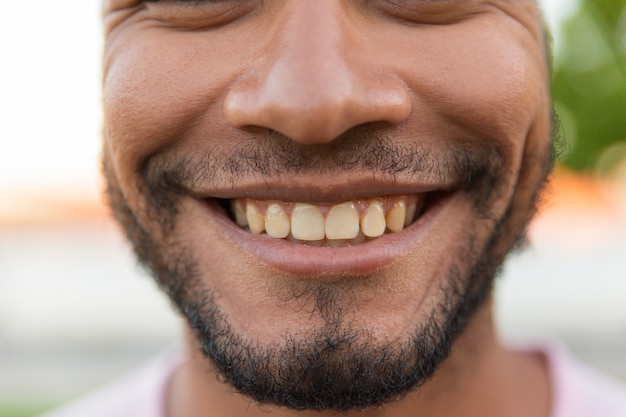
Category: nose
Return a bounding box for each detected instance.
[223,0,412,145]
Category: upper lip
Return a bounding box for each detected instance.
[185,172,460,203]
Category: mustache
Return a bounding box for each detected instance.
[142,127,507,196]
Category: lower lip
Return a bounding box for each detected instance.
[204,195,450,276]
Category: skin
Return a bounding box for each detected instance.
[102,1,554,416]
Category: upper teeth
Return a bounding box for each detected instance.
[231,196,423,245]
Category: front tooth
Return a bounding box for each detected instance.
[386,200,406,233]
[265,203,290,238]
[361,200,386,237]
[405,202,417,227]
[246,202,265,234]
[325,202,359,240]
[231,200,248,227]
[291,204,325,241]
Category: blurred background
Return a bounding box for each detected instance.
[1,0,625,416]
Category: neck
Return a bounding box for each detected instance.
[167,300,550,417]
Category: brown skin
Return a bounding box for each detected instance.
[102,1,553,416]
[168,303,550,417]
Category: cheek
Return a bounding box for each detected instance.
[102,29,254,192]
[384,18,549,154]
[383,19,551,219]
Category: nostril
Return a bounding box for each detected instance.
[223,48,412,146]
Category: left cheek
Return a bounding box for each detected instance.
[391,18,548,158]
[442,33,546,149]
[443,26,551,196]
[427,25,551,219]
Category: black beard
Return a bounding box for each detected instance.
[102,122,560,411]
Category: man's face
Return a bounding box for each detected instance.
[102,0,552,411]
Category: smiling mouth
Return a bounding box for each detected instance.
[215,194,439,247]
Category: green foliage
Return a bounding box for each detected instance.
[0,404,55,417]
[552,0,626,173]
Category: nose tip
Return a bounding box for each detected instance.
[222,2,411,145]
[224,64,412,145]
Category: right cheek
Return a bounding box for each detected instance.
[102,71,174,226]
[103,33,237,164]
[102,45,190,183]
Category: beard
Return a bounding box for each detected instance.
[103,123,559,411]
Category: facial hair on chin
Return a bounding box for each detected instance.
[102,126,558,411]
